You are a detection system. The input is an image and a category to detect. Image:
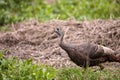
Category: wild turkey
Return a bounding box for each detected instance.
[54,27,120,70]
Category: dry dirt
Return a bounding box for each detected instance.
[0,19,120,69]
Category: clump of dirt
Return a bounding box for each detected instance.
[0,19,120,68]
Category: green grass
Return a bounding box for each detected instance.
[0,58,120,80]
[0,0,120,30]
[55,67,120,80]
[0,52,120,80]
[0,0,120,26]
[0,58,56,80]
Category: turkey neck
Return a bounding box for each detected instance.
[58,31,71,50]
[59,42,72,51]
[59,31,64,45]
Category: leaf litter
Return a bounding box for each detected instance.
[0,19,120,69]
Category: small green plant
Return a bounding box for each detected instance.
[0,50,4,58]
[0,58,56,80]
[0,26,10,32]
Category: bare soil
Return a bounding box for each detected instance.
[0,19,120,69]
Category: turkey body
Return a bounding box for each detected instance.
[59,42,108,68]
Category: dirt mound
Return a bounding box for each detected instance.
[0,19,120,68]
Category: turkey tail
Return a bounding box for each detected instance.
[114,50,120,57]
[107,54,120,63]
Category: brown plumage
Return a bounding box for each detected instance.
[54,27,120,69]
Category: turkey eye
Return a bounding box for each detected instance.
[57,28,59,31]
